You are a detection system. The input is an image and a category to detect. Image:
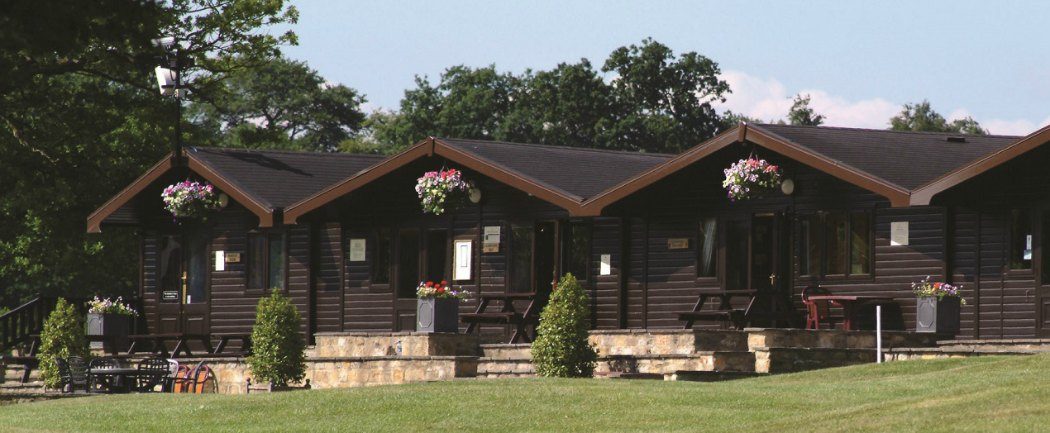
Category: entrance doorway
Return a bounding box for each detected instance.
[156,229,210,335]
[724,213,794,326]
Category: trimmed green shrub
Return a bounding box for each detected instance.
[247,289,306,386]
[531,273,597,377]
[39,298,88,389]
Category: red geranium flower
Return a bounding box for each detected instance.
[425,281,434,287]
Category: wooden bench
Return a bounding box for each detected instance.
[212,334,252,356]
[677,290,756,330]
[461,292,539,343]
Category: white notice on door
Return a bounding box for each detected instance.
[454,240,472,280]
[890,221,909,246]
[600,254,612,276]
[214,250,225,271]
[349,238,366,262]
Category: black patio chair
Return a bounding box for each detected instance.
[87,357,122,392]
[56,356,89,393]
[134,358,170,392]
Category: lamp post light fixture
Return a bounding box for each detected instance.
[152,36,191,157]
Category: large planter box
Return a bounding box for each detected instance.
[915,296,961,335]
[85,313,131,338]
[416,298,459,333]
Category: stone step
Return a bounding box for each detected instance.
[596,351,756,376]
[476,371,536,379]
[752,347,877,374]
[0,381,46,395]
[935,338,1050,352]
[885,347,1039,361]
[479,343,531,359]
[608,372,664,380]
[1,364,39,384]
[668,370,765,382]
[310,332,479,358]
[745,328,942,351]
[589,329,749,356]
[476,357,534,377]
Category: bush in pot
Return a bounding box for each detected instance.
[532,273,597,378]
[247,289,306,387]
[39,298,88,390]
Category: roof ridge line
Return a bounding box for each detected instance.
[188,146,388,158]
[756,123,1022,139]
[435,137,677,158]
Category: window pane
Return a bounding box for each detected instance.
[826,212,848,275]
[698,217,717,278]
[1043,213,1050,284]
[565,223,591,280]
[1010,210,1032,270]
[268,233,286,290]
[159,236,182,303]
[373,228,392,284]
[799,216,822,276]
[725,220,748,290]
[185,231,208,303]
[425,230,449,283]
[248,234,267,291]
[398,229,420,297]
[850,213,872,275]
[510,225,533,292]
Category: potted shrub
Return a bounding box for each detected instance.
[912,276,965,334]
[416,280,468,333]
[85,296,136,338]
[247,290,307,388]
[415,168,473,215]
[532,273,597,377]
[39,298,88,391]
[161,180,223,221]
[722,157,782,201]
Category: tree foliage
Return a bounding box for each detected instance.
[371,39,730,154]
[247,290,306,386]
[889,100,986,135]
[787,94,825,126]
[0,0,299,306]
[190,56,367,152]
[531,273,597,378]
[38,298,88,390]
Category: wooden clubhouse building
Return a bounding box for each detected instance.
[86,122,1050,344]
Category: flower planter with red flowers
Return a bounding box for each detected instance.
[415,281,468,333]
[912,276,965,335]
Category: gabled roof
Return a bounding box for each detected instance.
[282,137,673,223]
[910,123,1050,205]
[87,148,384,232]
[579,123,1022,214]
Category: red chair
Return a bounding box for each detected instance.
[801,286,842,330]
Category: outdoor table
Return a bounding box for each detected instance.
[462,292,539,343]
[678,289,756,329]
[88,367,140,393]
[805,295,895,330]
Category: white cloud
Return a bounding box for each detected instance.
[717,70,1048,135]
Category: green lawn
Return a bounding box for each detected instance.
[1,354,1048,433]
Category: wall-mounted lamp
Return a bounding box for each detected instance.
[468,187,482,204]
[218,193,230,209]
[781,178,795,196]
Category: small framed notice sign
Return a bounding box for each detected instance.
[348,238,366,262]
[890,221,909,246]
[667,238,690,250]
[600,254,612,276]
[454,240,472,280]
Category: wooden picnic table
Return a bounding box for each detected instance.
[805,295,896,331]
[461,292,539,343]
[125,333,252,357]
[678,289,757,329]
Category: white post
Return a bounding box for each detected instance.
[876,305,883,364]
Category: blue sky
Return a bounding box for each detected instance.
[279,0,1050,135]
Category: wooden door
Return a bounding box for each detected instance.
[155,230,210,335]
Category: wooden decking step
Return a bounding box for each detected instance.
[668,370,764,382]
[608,372,664,380]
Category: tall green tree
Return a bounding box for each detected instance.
[889,100,986,135]
[190,56,367,152]
[601,38,729,153]
[370,39,730,154]
[0,0,299,306]
[787,94,825,126]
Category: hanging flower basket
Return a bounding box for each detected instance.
[162,180,222,220]
[722,158,782,201]
[415,168,472,215]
